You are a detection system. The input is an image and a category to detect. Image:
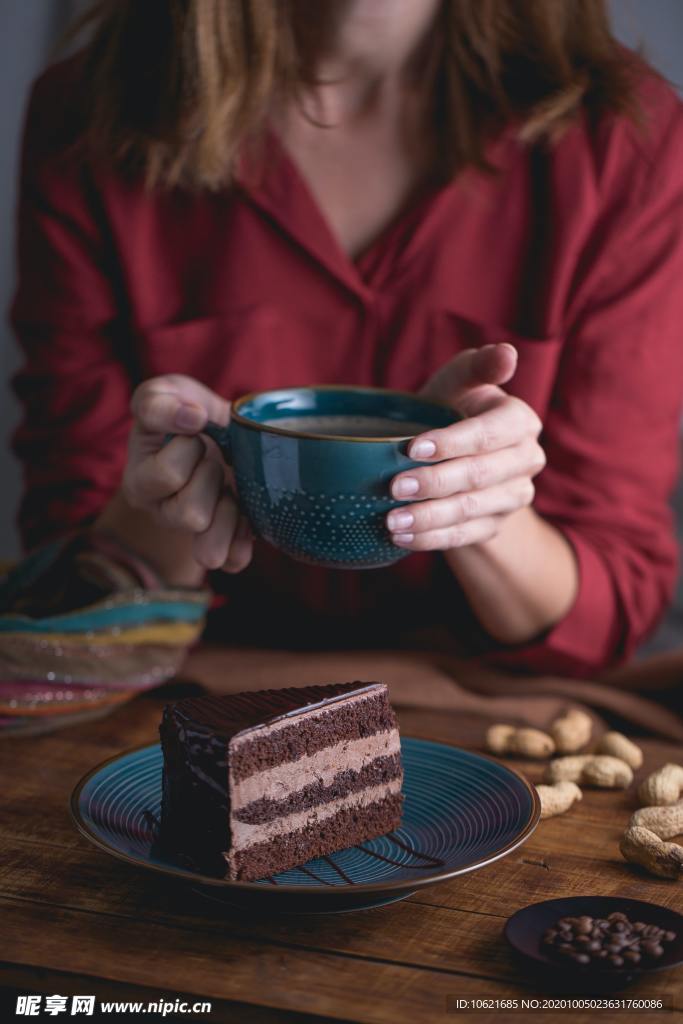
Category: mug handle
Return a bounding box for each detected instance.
[163,419,232,462]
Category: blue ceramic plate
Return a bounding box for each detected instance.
[71,738,540,913]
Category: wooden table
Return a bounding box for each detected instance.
[2,677,682,1023]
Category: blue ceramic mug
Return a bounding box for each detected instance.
[198,385,458,570]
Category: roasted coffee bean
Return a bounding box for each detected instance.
[544,911,675,971]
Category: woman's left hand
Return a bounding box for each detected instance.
[386,344,546,550]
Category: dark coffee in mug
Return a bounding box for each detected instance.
[263,414,433,438]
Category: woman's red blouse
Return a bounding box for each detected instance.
[10,61,683,674]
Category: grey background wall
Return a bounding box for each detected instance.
[0,1,681,640]
[0,0,86,559]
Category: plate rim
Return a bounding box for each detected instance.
[69,736,541,896]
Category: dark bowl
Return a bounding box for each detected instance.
[505,896,683,992]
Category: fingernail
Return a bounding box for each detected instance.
[393,533,414,546]
[174,404,205,431]
[393,477,419,498]
[410,439,436,459]
[387,511,414,531]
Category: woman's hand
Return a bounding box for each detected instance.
[386,344,545,550]
[121,374,253,573]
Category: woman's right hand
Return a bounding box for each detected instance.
[122,374,253,573]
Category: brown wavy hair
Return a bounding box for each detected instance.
[67,0,640,190]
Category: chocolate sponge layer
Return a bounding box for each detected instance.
[231,792,404,882]
[230,692,398,781]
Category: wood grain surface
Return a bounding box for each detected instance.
[1,673,682,1023]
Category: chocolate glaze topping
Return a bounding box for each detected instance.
[166,682,383,740]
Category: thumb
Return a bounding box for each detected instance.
[131,374,231,437]
[421,343,518,404]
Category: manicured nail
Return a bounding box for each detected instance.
[410,439,436,459]
[174,404,205,431]
[393,477,419,498]
[387,511,414,531]
[393,533,414,546]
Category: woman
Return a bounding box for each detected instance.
[9,0,683,677]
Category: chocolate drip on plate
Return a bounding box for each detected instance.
[355,845,416,869]
[388,833,445,866]
[297,865,333,885]
[142,809,160,836]
[323,855,354,884]
[263,835,445,885]
[353,835,445,870]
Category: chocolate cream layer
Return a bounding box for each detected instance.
[228,778,404,856]
[230,729,401,812]
[233,752,402,824]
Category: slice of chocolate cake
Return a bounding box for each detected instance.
[159,682,403,881]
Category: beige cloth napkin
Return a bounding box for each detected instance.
[184,642,683,742]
